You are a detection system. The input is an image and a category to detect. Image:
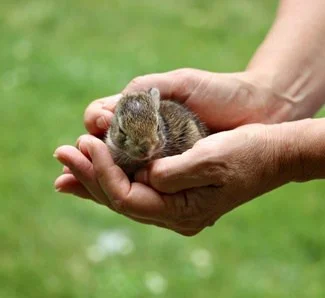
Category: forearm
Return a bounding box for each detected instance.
[293,118,325,182]
[271,118,325,183]
[247,0,325,120]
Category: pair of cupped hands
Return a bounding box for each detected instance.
[54,68,302,236]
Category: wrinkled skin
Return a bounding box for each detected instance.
[54,69,298,236]
[55,123,294,236]
[84,69,295,136]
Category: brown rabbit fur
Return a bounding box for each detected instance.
[104,88,209,176]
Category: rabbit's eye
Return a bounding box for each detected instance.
[119,127,126,136]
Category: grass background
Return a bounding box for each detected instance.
[1,0,325,297]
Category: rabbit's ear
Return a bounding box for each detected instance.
[149,87,160,110]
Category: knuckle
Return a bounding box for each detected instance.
[81,160,93,175]
[172,68,194,76]
[149,163,171,191]
[93,163,106,183]
[176,229,199,237]
[203,163,228,185]
[126,76,146,91]
[195,154,230,186]
[178,193,200,217]
[83,103,97,130]
[69,155,93,177]
[202,216,218,228]
[111,199,126,214]
[163,191,208,225]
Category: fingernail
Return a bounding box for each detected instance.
[135,169,148,184]
[77,135,87,148]
[76,136,82,149]
[96,116,108,130]
[78,135,92,152]
[55,187,62,192]
[53,153,65,166]
[103,94,122,109]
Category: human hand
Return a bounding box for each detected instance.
[84,68,296,137]
[54,122,299,236]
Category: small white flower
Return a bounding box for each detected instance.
[86,244,107,263]
[144,271,168,295]
[86,229,134,262]
[190,248,214,278]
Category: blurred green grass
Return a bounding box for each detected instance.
[1,1,325,297]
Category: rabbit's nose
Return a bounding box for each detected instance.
[137,145,149,157]
[138,147,147,155]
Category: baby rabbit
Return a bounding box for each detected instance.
[104,88,208,176]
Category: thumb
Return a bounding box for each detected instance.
[134,147,223,193]
[123,68,207,102]
[123,72,176,99]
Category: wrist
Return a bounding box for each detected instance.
[234,70,298,123]
[245,0,325,121]
[245,67,325,121]
[269,118,325,184]
[292,118,325,182]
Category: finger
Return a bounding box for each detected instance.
[55,173,96,200]
[123,69,207,102]
[76,134,91,160]
[124,72,175,99]
[84,94,122,135]
[173,228,201,237]
[54,145,111,206]
[134,147,224,193]
[57,160,167,226]
[62,166,72,174]
[126,215,168,229]
[58,167,169,228]
[83,135,168,220]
